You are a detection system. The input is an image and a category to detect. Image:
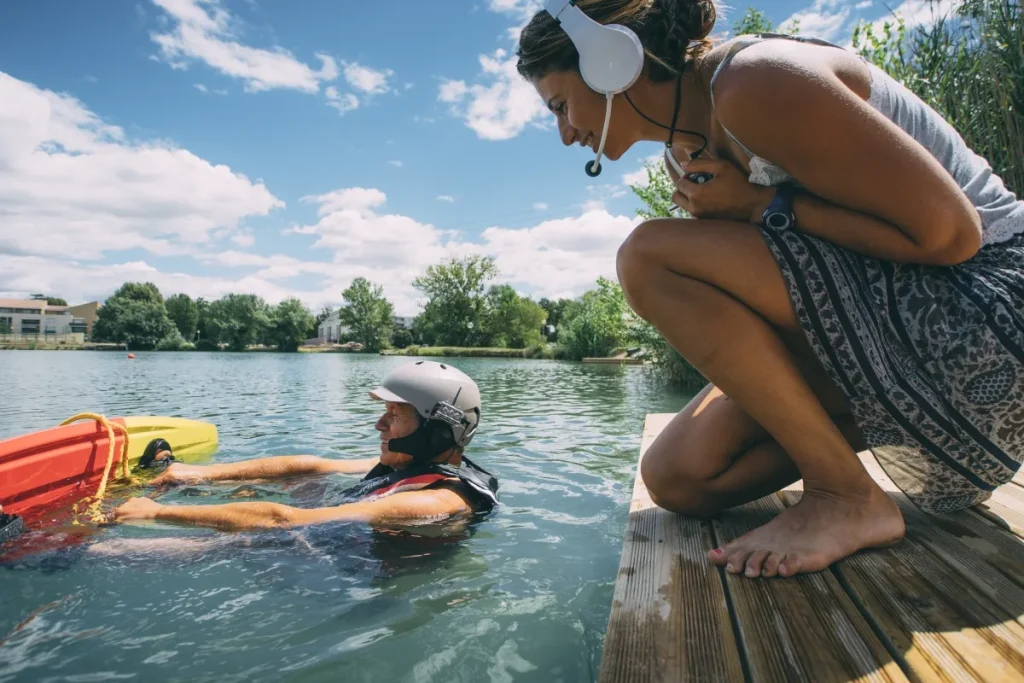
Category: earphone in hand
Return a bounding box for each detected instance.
[664,147,713,185]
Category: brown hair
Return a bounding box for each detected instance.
[516,0,718,84]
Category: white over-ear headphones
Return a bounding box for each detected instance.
[543,0,645,176]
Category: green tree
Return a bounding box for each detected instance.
[391,328,414,349]
[851,0,1023,194]
[204,294,271,352]
[538,297,573,339]
[30,294,68,306]
[731,6,800,35]
[91,282,175,350]
[165,293,199,340]
[482,285,547,348]
[412,255,498,346]
[558,277,632,360]
[270,298,315,352]
[339,278,395,352]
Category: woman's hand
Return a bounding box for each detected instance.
[669,157,775,224]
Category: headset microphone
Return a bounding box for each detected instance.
[542,0,712,184]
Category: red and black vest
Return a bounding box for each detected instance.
[342,456,499,513]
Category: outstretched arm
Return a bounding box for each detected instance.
[113,487,472,531]
[151,455,380,486]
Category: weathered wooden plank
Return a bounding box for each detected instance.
[713,495,908,682]
[599,414,745,683]
[974,484,1024,539]
[781,455,1024,682]
[859,456,1024,623]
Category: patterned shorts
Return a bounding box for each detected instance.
[760,226,1024,514]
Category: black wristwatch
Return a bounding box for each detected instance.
[762,184,795,230]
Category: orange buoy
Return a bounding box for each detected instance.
[127,353,135,359]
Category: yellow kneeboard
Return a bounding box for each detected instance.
[121,415,220,466]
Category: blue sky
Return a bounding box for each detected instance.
[0,0,952,314]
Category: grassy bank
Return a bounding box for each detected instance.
[381,345,560,359]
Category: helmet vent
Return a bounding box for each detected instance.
[440,364,447,370]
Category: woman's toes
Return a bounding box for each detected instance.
[725,547,754,574]
[707,547,728,566]
[778,554,804,577]
[744,550,770,577]
[761,552,786,577]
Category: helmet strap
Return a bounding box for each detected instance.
[386,418,459,464]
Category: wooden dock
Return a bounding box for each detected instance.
[599,413,1024,682]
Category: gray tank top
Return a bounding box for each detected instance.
[709,33,1024,247]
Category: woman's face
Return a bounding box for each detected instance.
[532,70,639,162]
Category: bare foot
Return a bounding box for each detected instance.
[708,484,905,577]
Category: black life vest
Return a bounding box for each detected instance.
[340,456,499,513]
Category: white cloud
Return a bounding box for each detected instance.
[581,183,628,212]
[0,70,283,261]
[149,0,339,94]
[481,210,642,299]
[194,82,209,93]
[342,61,394,95]
[387,160,404,167]
[855,0,873,8]
[622,153,664,188]
[779,0,851,42]
[532,202,547,210]
[230,230,255,247]
[437,195,455,202]
[325,86,359,115]
[438,48,550,141]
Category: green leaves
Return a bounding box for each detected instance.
[339,277,394,352]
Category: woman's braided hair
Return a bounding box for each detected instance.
[515,0,718,84]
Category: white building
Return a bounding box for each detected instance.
[318,310,351,343]
[0,299,87,337]
[394,315,415,330]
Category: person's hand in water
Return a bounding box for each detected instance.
[150,463,206,487]
[112,497,162,522]
[665,155,775,224]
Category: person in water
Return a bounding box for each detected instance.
[112,360,499,531]
[516,0,1024,578]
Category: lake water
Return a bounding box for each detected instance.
[0,352,693,683]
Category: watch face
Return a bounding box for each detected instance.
[764,212,791,230]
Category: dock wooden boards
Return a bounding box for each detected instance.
[599,413,1024,683]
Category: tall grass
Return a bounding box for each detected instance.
[852,0,1023,195]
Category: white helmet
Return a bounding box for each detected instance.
[370,360,481,447]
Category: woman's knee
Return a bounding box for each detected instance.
[616,219,691,317]
[641,462,722,519]
[639,440,725,519]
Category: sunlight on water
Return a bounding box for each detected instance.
[0,352,693,682]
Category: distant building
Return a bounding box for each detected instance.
[318,310,351,343]
[0,299,86,339]
[394,315,415,330]
[68,301,101,338]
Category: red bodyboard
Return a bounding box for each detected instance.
[0,418,128,522]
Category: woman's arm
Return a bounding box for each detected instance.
[711,44,982,265]
[151,455,380,486]
[112,488,472,531]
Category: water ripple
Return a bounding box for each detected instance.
[0,352,693,682]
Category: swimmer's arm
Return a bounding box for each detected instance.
[712,50,982,266]
[115,489,471,531]
[152,455,379,485]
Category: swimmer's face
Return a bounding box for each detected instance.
[375,401,421,468]
[532,70,639,164]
